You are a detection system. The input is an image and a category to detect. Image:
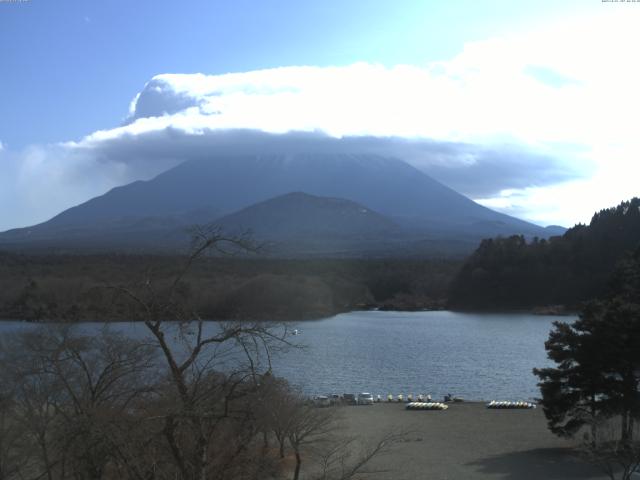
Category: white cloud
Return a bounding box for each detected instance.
[2,7,640,231]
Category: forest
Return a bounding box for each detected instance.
[449,198,640,311]
[0,252,459,322]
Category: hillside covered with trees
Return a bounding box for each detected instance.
[449,198,640,311]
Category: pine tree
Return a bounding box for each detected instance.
[534,248,640,445]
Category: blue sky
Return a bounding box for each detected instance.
[1,0,637,231]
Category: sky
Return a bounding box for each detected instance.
[1,0,638,231]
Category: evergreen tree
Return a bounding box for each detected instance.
[451,197,640,310]
[534,248,640,444]
[533,302,615,439]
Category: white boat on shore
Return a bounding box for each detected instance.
[486,400,536,409]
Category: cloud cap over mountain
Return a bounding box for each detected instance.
[2,8,639,231]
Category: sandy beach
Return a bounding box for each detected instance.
[334,402,606,480]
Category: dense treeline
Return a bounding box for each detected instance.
[0,253,459,321]
[450,198,640,310]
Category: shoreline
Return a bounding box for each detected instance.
[0,305,578,323]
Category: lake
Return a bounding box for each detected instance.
[0,311,572,401]
[271,310,571,401]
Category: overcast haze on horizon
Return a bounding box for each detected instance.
[1,0,639,231]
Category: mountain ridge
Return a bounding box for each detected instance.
[0,153,564,256]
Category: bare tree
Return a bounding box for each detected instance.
[0,387,27,480]
[312,430,408,480]
[0,325,158,480]
[109,226,292,479]
[286,402,338,480]
[581,416,640,480]
[255,376,298,459]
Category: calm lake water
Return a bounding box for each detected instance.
[0,311,573,401]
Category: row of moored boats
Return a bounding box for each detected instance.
[387,394,435,402]
[406,402,449,410]
[486,401,536,409]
